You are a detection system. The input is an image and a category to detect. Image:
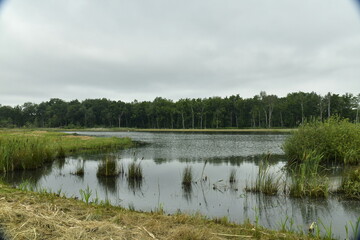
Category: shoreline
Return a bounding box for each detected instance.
[0,183,314,240]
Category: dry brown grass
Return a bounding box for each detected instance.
[0,184,314,240]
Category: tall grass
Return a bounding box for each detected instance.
[0,130,132,172]
[127,161,143,181]
[96,155,119,177]
[288,151,329,198]
[245,157,281,195]
[339,167,360,200]
[283,116,360,164]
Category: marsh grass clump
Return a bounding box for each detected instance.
[288,151,329,198]
[229,168,237,183]
[73,165,85,177]
[182,166,193,186]
[339,167,360,200]
[97,155,119,177]
[127,161,143,181]
[245,158,281,196]
[283,116,360,165]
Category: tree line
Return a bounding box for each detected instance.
[0,91,359,129]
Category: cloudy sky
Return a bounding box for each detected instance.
[0,0,360,106]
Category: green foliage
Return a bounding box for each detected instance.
[1,92,359,129]
[96,155,119,177]
[339,167,360,199]
[79,185,92,204]
[245,156,281,195]
[0,130,132,172]
[127,161,143,181]
[283,116,360,164]
[288,151,329,198]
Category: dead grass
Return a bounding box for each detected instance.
[0,184,314,240]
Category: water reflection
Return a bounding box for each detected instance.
[127,178,143,194]
[97,176,118,194]
[182,184,193,202]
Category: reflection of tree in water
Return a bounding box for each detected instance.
[182,184,193,202]
[288,197,332,226]
[152,154,285,166]
[0,162,53,186]
[97,176,118,194]
[337,199,360,219]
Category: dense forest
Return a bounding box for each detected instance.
[0,91,359,129]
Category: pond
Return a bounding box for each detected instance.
[3,131,360,239]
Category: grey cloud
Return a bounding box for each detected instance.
[0,0,360,106]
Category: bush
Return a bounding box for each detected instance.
[283,117,360,164]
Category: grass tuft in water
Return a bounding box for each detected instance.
[182,166,193,186]
[127,161,143,181]
[245,155,281,195]
[288,150,329,198]
[73,166,85,176]
[229,168,236,183]
[338,167,360,199]
[97,155,119,177]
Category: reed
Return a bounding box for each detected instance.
[283,116,360,164]
[339,167,360,199]
[127,161,143,181]
[97,155,119,177]
[245,158,281,195]
[288,151,329,198]
[182,166,193,186]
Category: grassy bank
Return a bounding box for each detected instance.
[0,183,319,240]
[0,130,132,172]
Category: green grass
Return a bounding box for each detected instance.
[96,155,120,177]
[127,161,143,181]
[283,116,360,164]
[0,130,133,172]
[245,157,281,196]
[288,151,329,198]
[338,166,360,199]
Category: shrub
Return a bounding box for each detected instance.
[283,117,360,164]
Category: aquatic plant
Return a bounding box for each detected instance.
[283,116,360,164]
[97,155,119,177]
[288,151,329,198]
[73,166,85,176]
[229,168,236,183]
[0,130,133,173]
[245,158,281,195]
[338,167,360,199]
[182,166,193,186]
[127,161,143,181]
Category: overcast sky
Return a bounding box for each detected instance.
[1,0,360,106]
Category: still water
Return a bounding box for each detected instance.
[3,132,360,239]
